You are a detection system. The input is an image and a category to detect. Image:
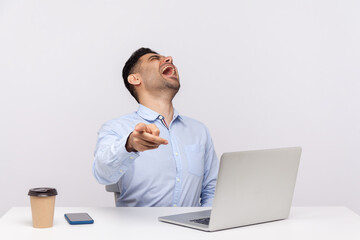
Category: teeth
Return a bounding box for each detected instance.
[162,65,175,75]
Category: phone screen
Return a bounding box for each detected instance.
[65,213,94,224]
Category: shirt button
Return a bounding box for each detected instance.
[120,170,123,173]
[173,204,177,207]
[176,178,180,182]
[130,156,134,160]
[175,152,178,156]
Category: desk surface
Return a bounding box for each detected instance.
[1,207,360,240]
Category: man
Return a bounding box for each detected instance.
[93,47,219,207]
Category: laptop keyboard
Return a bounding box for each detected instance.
[190,217,210,225]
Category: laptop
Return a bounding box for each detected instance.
[158,146,302,232]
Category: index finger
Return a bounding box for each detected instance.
[142,132,168,145]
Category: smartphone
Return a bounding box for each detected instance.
[64,213,94,225]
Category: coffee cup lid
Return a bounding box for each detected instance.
[28,187,58,197]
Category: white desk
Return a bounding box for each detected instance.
[1,207,360,240]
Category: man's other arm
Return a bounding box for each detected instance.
[200,128,219,207]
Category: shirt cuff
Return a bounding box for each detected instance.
[115,132,140,174]
[201,198,214,207]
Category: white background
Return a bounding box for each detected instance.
[1,0,359,217]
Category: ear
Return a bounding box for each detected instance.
[127,73,141,86]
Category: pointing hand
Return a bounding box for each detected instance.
[126,123,168,152]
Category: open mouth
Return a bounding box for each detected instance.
[161,65,177,78]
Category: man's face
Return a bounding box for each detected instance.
[137,53,180,92]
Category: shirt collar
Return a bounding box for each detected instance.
[137,104,183,122]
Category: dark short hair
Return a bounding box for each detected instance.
[122,47,158,103]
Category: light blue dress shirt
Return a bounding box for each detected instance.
[93,104,219,207]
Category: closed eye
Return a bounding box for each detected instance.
[148,55,161,61]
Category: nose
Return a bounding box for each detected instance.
[164,56,173,64]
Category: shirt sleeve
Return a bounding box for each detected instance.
[200,127,219,207]
[92,122,139,185]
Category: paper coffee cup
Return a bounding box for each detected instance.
[28,187,58,228]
